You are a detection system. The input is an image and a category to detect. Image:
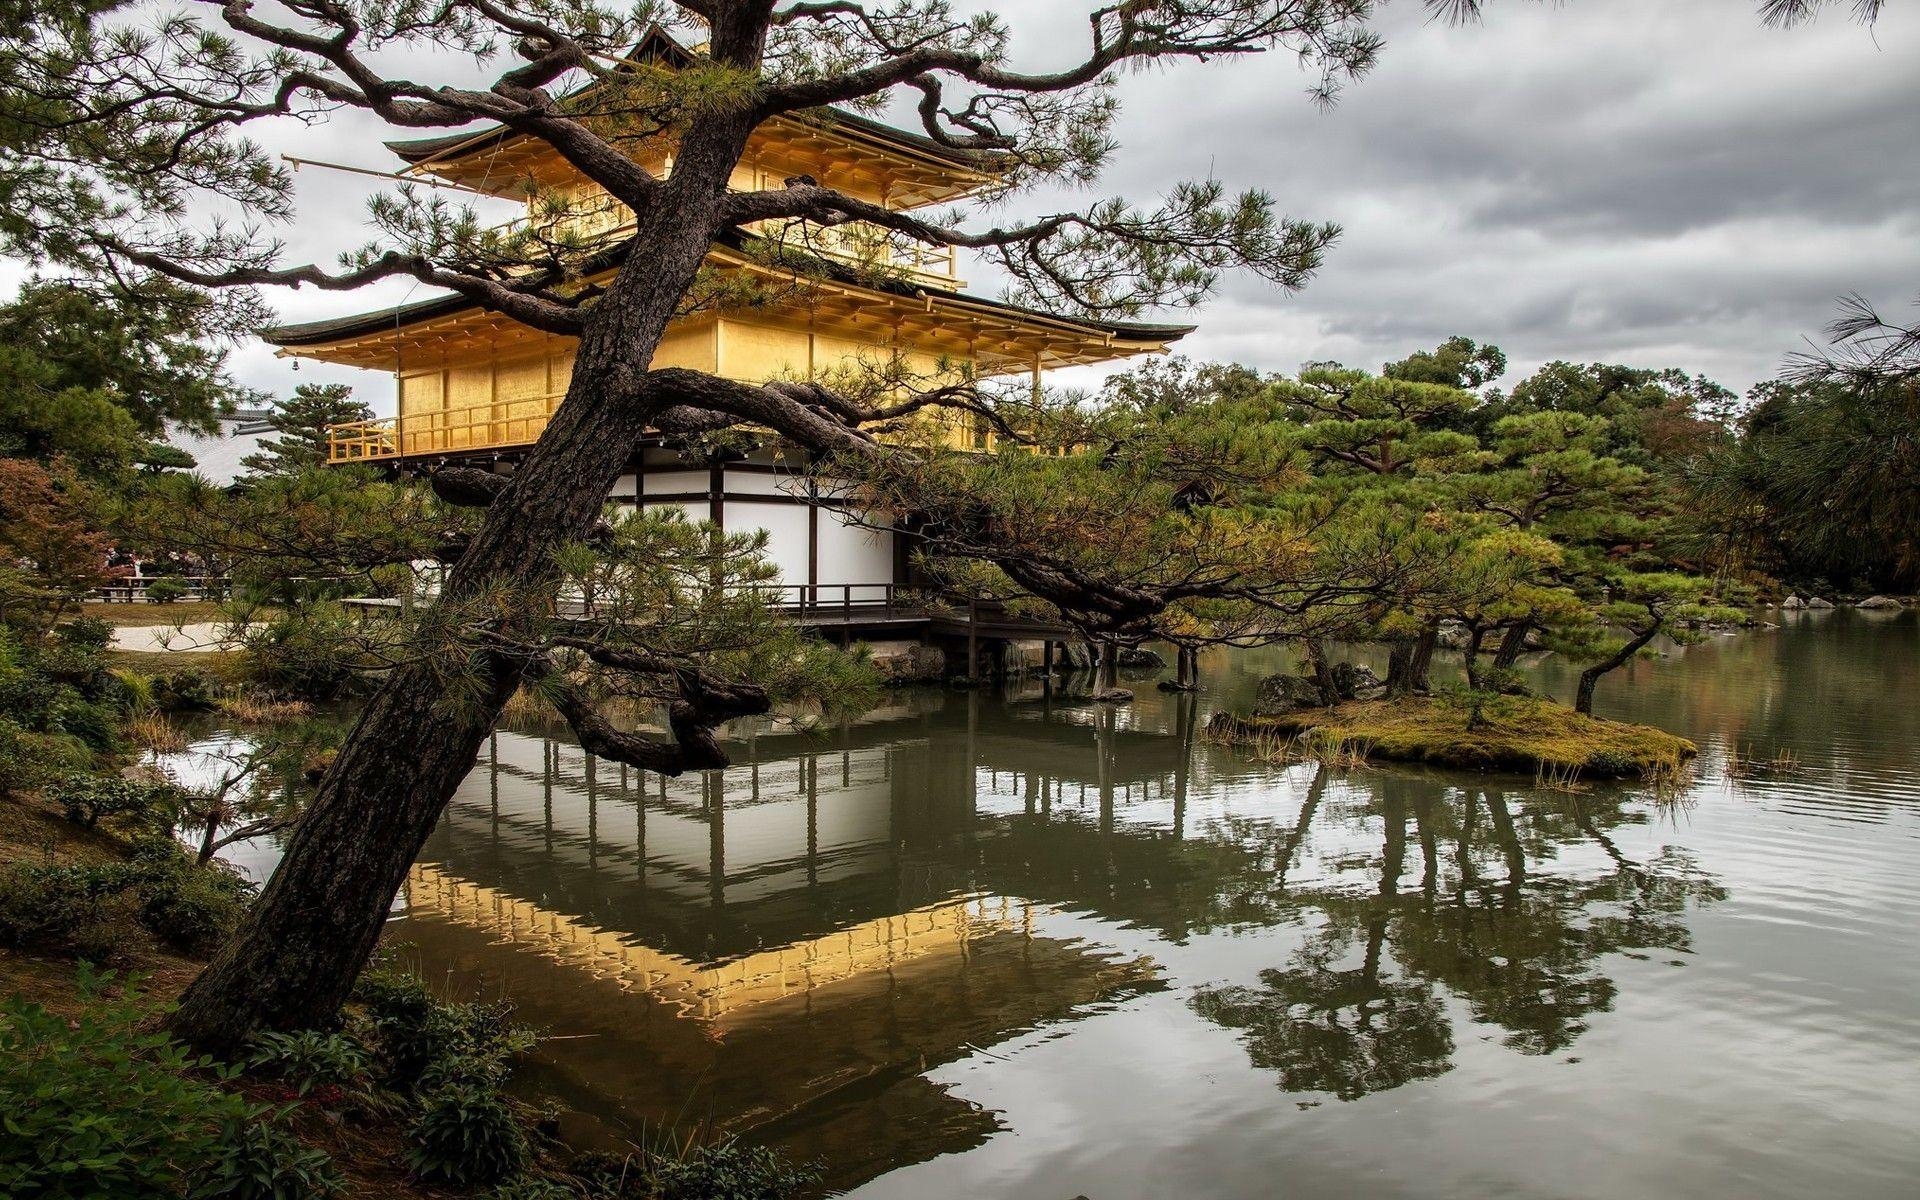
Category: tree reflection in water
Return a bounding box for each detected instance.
[1193,769,1727,1099]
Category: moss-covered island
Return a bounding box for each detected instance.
[1207,695,1697,780]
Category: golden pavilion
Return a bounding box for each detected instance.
[264,31,1191,611]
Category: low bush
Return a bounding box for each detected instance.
[0,624,121,754]
[0,966,341,1200]
[246,1029,374,1098]
[0,861,141,961]
[568,1142,821,1200]
[0,719,91,798]
[49,771,177,830]
[238,604,368,702]
[143,578,189,604]
[355,968,534,1093]
[54,617,114,653]
[652,1140,821,1200]
[484,1178,578,1200]
[189,1118,343,1200]
[406,1081,530,1188]
[133,851,254,956]
[0,841,253,960]
[155,667,220,712]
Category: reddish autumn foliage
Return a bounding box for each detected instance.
[0,458,109,628]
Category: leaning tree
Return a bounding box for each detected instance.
[0,0,1454,1050]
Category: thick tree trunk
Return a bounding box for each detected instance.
[1384,638,1414,699]
[1408,620,1439,695]
[1097,641,1118,691]
[1303,637,1341,707]
[1574,624,1659,716]
[1461,625,1488,691]
[1492,618,1532,671]
[167,115,754,1052]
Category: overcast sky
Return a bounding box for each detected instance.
[11,0,1915,413]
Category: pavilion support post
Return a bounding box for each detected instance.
[966,598,980,683]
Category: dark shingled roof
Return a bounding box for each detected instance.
[385,26,1002,175]
[262,227,1196,348]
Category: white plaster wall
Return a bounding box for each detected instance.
[643,468,710,496]
[727,500,810,590]
[818,508,893,592]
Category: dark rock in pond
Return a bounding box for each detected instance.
[1253,672,1327,715]
[1857,595,1903,610]
[1781,595,1805,609]
[1117,646,1166,669]
[1157,679,1200,693]
[1806,596,1835,610]
[1092,687,1135,705]
[1331,662,1386,702]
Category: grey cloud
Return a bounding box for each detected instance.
[15,0,1915,410]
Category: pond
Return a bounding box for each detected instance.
[223,608,1920,1198]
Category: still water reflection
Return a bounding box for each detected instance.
[388,610,1919,1199]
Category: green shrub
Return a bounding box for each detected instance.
[156,667,220,712]
[238,604,367,702]
[111,668,158,715]
[143,578,189,604]
[0,862,141,960]
[356,968,533,1092]
[407,1082,530,1187]
[0,719,91,798]
[0,967,339,1200]
[0,641,118,750]
[54,617,113,653]
[49,772,176,830]
[190,1119,343,1200]
[135,856,253,960]
[246,1030,373,1098]
[0,843,253,960]
[569,1142,820,1200]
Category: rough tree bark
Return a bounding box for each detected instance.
[1491,618,1532,671]
[1303,636,1341,707]
[1407,620,1440,695]
[1461,625,1488,691]
[165,108,758,1052]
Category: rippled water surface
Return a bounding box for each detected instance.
[391,610,1920,1198]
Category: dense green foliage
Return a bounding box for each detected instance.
[0,621,122,788]
[1690,376,1920,590]
[0,282,253,477]
[0,968,340,1200]
[0,839,254,961]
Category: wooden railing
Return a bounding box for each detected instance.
[325,394,1011,463]
[327,391,568,462]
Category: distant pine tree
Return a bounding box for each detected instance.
[240,384,372,476]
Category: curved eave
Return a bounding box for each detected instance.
[262,236,1194,372]
[385,27,1004,187]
